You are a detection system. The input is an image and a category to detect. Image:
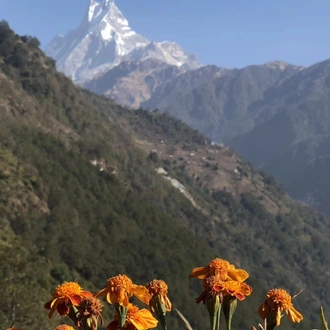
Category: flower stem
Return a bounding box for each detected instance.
[321,307,329,330]
[115,303,127,330]
[207,295,221,330]
[216,302,221,330]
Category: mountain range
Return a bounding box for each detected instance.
[45,0,330,218]
[2,20,330,329]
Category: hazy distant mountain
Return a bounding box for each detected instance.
[88,60,302,142]
[142,61,303,141]
[228,59,330,215]
[45,0,201,83]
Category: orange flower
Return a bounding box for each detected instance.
[96,274,149,307]
[55,325,75,330]
[107,303,158,330]
[189,258,249,281]
[44,282,93,319]
[146,279,171,312]
[6,328,23,330]
[195,276,252,304]
[258,288,303,326]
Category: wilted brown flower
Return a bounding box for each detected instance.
[76,296,104,330]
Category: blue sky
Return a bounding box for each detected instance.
[1,0,329,68]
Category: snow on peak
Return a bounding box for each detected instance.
[103,0,114,6]
[84,0,140,45]
[87,0,120,23]
[45,0,202,83]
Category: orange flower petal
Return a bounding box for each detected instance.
[286,306,303,323]
[50,298,58,308]
[189,266,209,279]
[123,293,129,307]
[107,292,117,304]
[213,285,223,292]
[165,296,172,311]
[235,293,245,301]
[130,309,158,330]
[82,291,93,298]
[69,295,82,305]
[117,287,128,306]
[132,285,151,305]
[95,287,108,298]
[276,310,282,326]
[228,269,249,282]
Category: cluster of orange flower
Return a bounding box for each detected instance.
[7,257,304,330]
[189,258,303,330]
[42,275,171,330]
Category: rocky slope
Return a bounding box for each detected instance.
[85,58,184,107]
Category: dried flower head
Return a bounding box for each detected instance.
[76,297,104,330]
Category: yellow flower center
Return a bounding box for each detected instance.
[267,288,292,309]
[107,274,133,292]
[146,279,168,295]
[53,282,83,298]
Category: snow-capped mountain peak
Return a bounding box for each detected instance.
[45,0,201,83]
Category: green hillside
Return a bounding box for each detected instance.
[1,21,330,330]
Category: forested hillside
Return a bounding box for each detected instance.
[1,21,330,330]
